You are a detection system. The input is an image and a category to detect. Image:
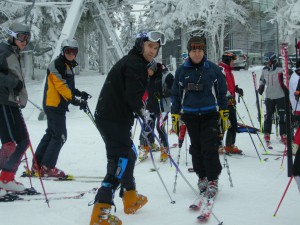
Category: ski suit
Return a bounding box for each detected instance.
[0,40,29,173]
[94,47,148,204]
[172,58,227,181]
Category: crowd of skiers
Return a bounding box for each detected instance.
[0,22,300,225]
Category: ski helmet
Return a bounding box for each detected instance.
[134,31,166,54]
[61,38,79,56]
[222,52,237,65]
[263,52,277,64]
[7,22,31,43]
[187,36,206,52]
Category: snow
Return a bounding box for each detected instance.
[2,66,300,225]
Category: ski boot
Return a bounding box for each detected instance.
[122,190,148,214]
[138,145,150,161]
[206,179,218,200]
[40,166,66,178]
[197,177,208,195]
[160,146,169,162]
[224,145,242,154]
[150,143,160,152]
[89,203,122,225]
[264,133,272,149]
[0,171,25,192]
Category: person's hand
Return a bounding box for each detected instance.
[80,91,91,101]
[14,80,23,93]
[219,110,230,132]
[235,85,244,96]
[258,85,264,95]
[71,97,87,110]
[171,114,181,136]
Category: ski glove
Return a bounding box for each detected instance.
[171,114,181,136]
[295,91,300,102]
[235,85,244,96]
[219,110,231,132]
[74,89,91,101]
[258,85,264,95]
[14,80,23,93]
[71,97,87,110]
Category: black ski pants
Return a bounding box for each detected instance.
[0,104,29,173]
[181,112,222,181]
[264,97,286,136]
[34,110,67,168]
[94,118,137,204]
[226,105,238,147]
[139,112,168,147]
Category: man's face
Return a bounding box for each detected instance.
[189,49,204,64]
[142,41,160,62]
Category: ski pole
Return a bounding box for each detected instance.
[235,108,264,161]
[139,117,223,224]
[173,123,186,193]
[138,118,175,204]
[273,176,293,217]
[219,127,233,187]
[27,99,46,120]
[83,103,96,127]
[280,145,287,169]
[17,101,50,207]
[240,96,268,154]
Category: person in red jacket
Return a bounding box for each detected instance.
[219,52,244,154]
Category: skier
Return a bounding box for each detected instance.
[0,23,31,193]
[171,36,228,200]
[219,52,244,154]
[138,60,174,162]
[290,60,300,191]
[90,31,166,225]
[258,52,287,147]
[31,38,89,177]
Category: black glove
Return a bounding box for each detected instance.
[74,89,91,101]
[14,80,23,93]
[235,85,244,96]
[258,85,264,95]
[71,97,87,110]
[80,91,91,101]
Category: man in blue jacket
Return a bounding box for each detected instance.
[171,36,228,200]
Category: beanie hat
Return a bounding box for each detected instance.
[187,36,205,52]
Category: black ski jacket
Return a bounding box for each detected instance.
[95,47,148,125]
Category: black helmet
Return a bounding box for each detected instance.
[7,22,31,43]
[263,52,277,64]
[222,52,237,65]
[134,31,166,54]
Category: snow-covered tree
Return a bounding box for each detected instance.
[268,0,300,44]
[144,0,248,62]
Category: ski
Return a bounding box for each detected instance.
[252,72,262,126]
[189,194,205,210]
[21,170,103,182]
[17,192,86,202]
[197,195,217,222]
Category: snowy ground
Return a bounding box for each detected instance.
[2,66,300,225]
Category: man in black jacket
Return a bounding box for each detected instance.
[90,31,166,225]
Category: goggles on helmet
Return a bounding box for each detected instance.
[8,29,31,43]
[64,47,78,55]
[136,31,166,45]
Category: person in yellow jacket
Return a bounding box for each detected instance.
[32,38,90,177]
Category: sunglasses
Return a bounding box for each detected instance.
[137,31,166,45]
[189,43,205,51]
[64,48,78,55]
[8,30,31,43]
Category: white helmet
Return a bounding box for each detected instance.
[60,38,79,55]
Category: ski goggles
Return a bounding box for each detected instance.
[64,47,78,55]
[136,31,166,45]
[8,30,31,43]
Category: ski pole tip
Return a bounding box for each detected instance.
[170,200,176,204]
